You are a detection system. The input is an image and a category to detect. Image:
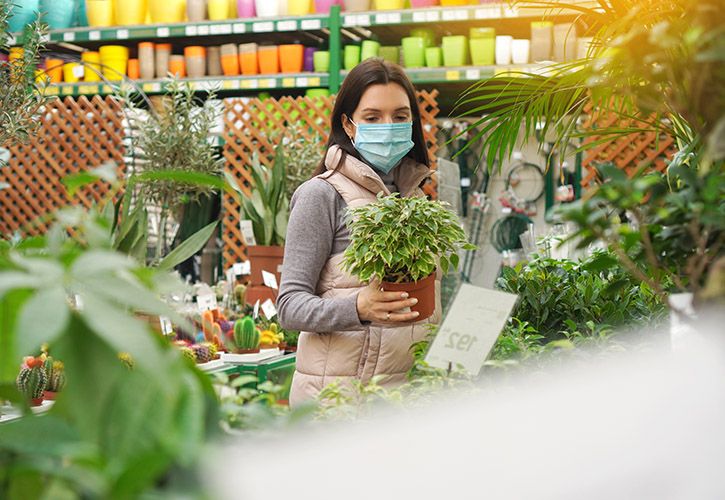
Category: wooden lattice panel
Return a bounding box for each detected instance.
[1,95,126,235]
[222,90,440,269]
[581,105,676,187]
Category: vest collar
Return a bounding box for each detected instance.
[323,145,432,197]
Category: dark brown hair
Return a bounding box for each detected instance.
[311,58,429,177]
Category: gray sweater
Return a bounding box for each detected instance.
[277,171,397,333]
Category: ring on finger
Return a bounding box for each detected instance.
[386,312,390,321]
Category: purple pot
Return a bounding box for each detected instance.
[237,0,256,17]
[303,47,317,72]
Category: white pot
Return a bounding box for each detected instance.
[511,39,530,64]
[495,35,512,65]
[255,0,279,16]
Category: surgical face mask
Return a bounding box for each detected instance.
[350,119,415,174]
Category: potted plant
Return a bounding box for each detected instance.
[42,357,66,400]
[226,143,289,288]
[16,356,47,406]
[342,194,474,321]
[233,316,260,354]
[259,322,283,350]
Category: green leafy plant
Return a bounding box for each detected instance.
[342,194,475,283]
[225,144,289,246]
[279,124,326,200]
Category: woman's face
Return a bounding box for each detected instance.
[342,82,412,142]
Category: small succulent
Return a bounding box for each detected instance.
[180,346,197,363]
[16,357,47,403]
[233,316,260,351]
[191,344,213,363]
[44,358,66,393]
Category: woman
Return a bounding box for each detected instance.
[277,58,441,407]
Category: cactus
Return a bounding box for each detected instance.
[233,316,260,352]
[201,310,215,341]
[44,358,66,392]
[234,284,247,306]
[218,320,234,334]
[17,358,47,404]
[202,341,218,359]
[191,344,213,363]
[180,346,197,363]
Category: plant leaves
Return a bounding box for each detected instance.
[157,221,218,271]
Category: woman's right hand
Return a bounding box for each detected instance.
[356,279,420,324]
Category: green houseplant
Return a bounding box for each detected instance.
[342,194,474,320]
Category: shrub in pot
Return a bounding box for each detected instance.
[342,194,474,321]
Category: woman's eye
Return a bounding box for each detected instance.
[364,117,379,122]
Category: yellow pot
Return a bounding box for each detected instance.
[439,0,467,5]
[100,45,129,80]
[375,0,404,10]
[149,0,185,23]
[208,0,229,20]
[63,63,83,83]
[287,0,311,15]
[86,0,115,27]
[81,51,102,81]
[115,0,147,25]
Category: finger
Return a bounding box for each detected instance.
[380,298,418,312]
[382,311,420,323]
[377,290,412,302]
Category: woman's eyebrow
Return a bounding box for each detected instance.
[360,106,411,113]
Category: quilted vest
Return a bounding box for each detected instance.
[289,146,442,407]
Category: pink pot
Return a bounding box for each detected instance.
[410,0,438,6]
[237,0,256,17]
[314,0,340,13]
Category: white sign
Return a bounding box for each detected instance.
[262,270,278,290]
[239,220,257,246]
[159,316,173,335]
[233,261,251,276]
[197,293,218,312]
[425,284,518,375]
[253,299,260,319]
[261,299,277,319]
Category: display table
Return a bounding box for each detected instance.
[204,352,297,401]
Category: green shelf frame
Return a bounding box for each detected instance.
[340,63,544,85]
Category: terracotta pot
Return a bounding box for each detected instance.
[247,245,284,286]
[184,46,207,78]
[207,46,223,76]
[30,397,44,407]
[43,390,57,400]
[236,347,261,354]
[285,345,297,353]
[244,285,277,306]
[382,272,436,321]
[127,58,140,79]
[155,43,172,78]
[138,42,155,80]
[259,343,279,350]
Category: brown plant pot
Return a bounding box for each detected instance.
[30,397,44,407]
[259,343,279,350]
[245,285,277,306]
[382,272,436,322]
[247,245,284,287]
[236,347,261,354]
[43,390,57,400]
[285,345,298,353]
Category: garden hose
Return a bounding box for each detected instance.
[505,161,545,205]
[491,213,532,253]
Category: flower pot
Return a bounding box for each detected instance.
[258,46,280,74]
[379,45,399,64]
[185,46,207,78]
[314,0,339,13]
[375,0,403,10]
[63,62,83,83]
[127,58,140,79]
[279,44,304,73]
[85,0,113,27]
[149,0,185,23]
[530,21,553,61]
[114,0,146,25]
[553,23,577,62]
[424,46,442,67]
[410,0,436,6]
[81,51,102,81]
[239,43,258,75]
[187,0,206,21]
[41,0,76,30]
[343,45,361,70]
[361,40,380,61]
[401,37,424,68]
[410,28,434,48]
[8,0,39,32]
[99,45,129,80]
[303,46,316,72]
[43,390,58,400]
[155,43,172,78]
[254,0,278,17]
[45,57,64,83]
[221,43,240,75]
[287,0,311,15]
[247,245,284,287]
[469,27,494,65]
[207,46,223,75]
[441,35,467,66]
[313,50,330,72]
[168,54,186,77]
[494,35,512,65]
[439,0,465,5]
[382,272,436,321]
[244,284,277,305]
[75,0,89,25]
[237,0,255,17]
[236,347,261,354]
[343,0,369,12]
[511,39,530,64]
[208,0,229,19]
[30,397,44,407]
[305,88,329,97]
[138,42,155,79]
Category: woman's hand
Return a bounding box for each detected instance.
[356,279,420,324]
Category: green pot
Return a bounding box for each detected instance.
[344,45,361,70]
[379,45,400,64]
[313,50,330,72]
[470,38,495,66]
[401,37,425,68]
[442,35,468,66]
[361,40,381,61]
[425,47,442,68]
[469,27,495,39]
[306,88,330,97]
[410,28,435,48]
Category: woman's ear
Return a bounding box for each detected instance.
[342,114,355,142]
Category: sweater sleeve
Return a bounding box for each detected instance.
[277,179,365,332]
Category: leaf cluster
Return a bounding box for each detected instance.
[342,194,475,284]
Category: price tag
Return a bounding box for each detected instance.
[465,69,480,80]
[282,77,295,88]
[277,20,296,31]
[343,15,356,27]
[426,284,518,375]
[356,14,370,26]
[198,25,210,35]
[261,299,277,319]
[445,70,461,81]
[460,177,472,188]
[116,29,129,39]
[78,85,96,95]
[375,13,389,24]
[387,12,401,23]
[412,11,426,22]
[102,85,113,94]
[296,77,308,87]
[223,79,240,90]
[253,300,260,319]
[252,21,274,33]
[210,24,222,34]
[45,86,60,96]
[61,85,74,95]
[300,19,322,30]
[503,6,518,17]
[241,79,259,89]
[233,261,251,276]
[63,32,75,42]
[156,27,170,37]
[239,220,257,246]
[142,82,161,92]
[262,270,278,290]
[260,78,276,88]
[442,10,457,21]
[197,293,218,312]
[455,9,468,20]
[308,77,321,86]
[89,30,101,40]
[232,23,246,33]
[186,25,199,36]
[218,24,232,34]
[159,316,173,335]
[425,10,440,22]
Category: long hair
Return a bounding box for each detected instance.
[311,58,429,177]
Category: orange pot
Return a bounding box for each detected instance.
[127,58,140,79]
[221,53,240,76]
[168,55,186,77]
[279,44,303,73]
[239,43,258,75]
[258,46,279,75]
[45,58,64,83]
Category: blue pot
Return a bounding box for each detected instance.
[41,0,77,30]
[8,0,40,33]
[74,0,88,27]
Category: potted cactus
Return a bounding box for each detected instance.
[259,323,283,350]
[43,357,66,400]
[190,342,217,364]
[233,316,260,354]
[16,356,48,406]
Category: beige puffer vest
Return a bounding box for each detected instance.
[289,146,442,407]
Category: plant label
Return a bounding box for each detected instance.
[425,284,518,376]
[197,293,217,312]
[253,300,260,319]
[261,299,277,320]
[239,220,257,246]
[159,316,173,335]
[262,270,278,290]
[233,261,251,276]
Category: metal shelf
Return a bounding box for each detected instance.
[341,64,545,85]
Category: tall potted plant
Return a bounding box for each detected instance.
[342,194,474,321]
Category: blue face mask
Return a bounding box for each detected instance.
[350,119,415,174]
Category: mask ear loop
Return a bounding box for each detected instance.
[347,117,357,144]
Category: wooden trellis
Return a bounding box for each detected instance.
[1,95,126,235]
[581,106,676,187]
[222,90,440,269]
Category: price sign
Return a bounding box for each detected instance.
[253,300,260,319]
[233,261,251,276]
[198,25,210,35]
[239,220,257,246]
[197,293,218,312]
[156,27,170,37]
[261,299,277,319]
[425,284,518,375]
[262,270,278,290]
[159,316,173,335]
[116,29,129,39]
[233,23,246,33]
[89,30,101,40]
[300,19,322,30]
[252,21,274,33]
[63,32,75,42]
[186,25,199,36]
[277,20,296,31]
